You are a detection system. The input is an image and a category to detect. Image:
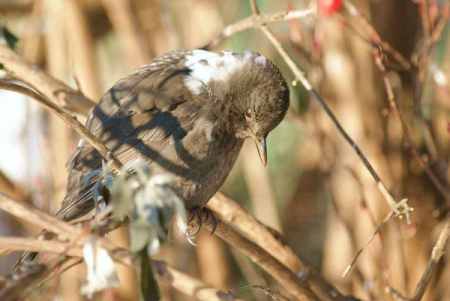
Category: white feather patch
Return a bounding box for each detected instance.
[184,50,254,95]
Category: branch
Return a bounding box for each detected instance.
[247,1,413,222]
[209,193,302,272]
[0,193,79,239]
[209,193,349,300]
[0,193,240,301]
[342,1,412,70]
[198,217,318,301]
[153,260,244,301]
[0,80,122,170]
[0,44,95,115]
[0,169,29,202]
[0,237,82,257]
[204,7,315,49]
[373,50,450,205]
[0,237,236,301]
[410,218,450,301]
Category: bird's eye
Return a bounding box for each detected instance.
[244,109,252,121]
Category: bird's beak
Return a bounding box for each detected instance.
[254,136,267,166]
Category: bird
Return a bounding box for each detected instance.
[57,49,290,222]
[13,49,289,275]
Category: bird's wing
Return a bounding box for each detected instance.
[59,50,201,220]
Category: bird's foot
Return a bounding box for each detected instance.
[186,207,219,244]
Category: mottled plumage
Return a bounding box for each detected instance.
[57,49,289,221]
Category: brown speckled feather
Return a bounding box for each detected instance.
[59,50,242,220]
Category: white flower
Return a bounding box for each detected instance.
[81,235,119,298]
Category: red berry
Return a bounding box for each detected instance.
[318,0,343,16]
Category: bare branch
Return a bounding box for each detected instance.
[0,80,122,170]
[209,193,354,301]
[0,44,95,115]
[0,169,29,202]
[0,237,82,257]
[411,218,450,301]
[209,193,301,272]
[373,49,450,205]
[0,193,79,239]
[254,14,412,222]
[204,7,315,49]
[249,0,260,15]
[153,260,244,301]
[199,217,318,301]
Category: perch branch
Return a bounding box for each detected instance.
[199,217,318,301]
[0,193,79,239]
[209,193,349,300]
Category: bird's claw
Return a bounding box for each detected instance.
[186,207,218,245]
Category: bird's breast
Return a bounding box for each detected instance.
[161,116,243,208]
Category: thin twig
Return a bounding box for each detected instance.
[0,169,29,202]
[0,194,238,301]
[343,211,394,278]
[0,44,95,115]
[255,16,412,221]
[249,0,260,15]
[419,0,432,42]
[342,1,412,70]
[373,49,450,205]
[410,218,450,301]
[386,286,410,301]
[0,79,122,170]
[204,7,315,49]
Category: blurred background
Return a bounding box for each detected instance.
[0,0,449,300]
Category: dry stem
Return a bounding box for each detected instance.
[205,6,315,49]
[0,193,78,239]
[0,80,122,170]
[200,217,318,301]
[410,218,449,301]
[0,44,94,114]
[373,49,450,205]
[247,1,412,222]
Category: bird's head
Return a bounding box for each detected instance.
[183,50,290,165]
